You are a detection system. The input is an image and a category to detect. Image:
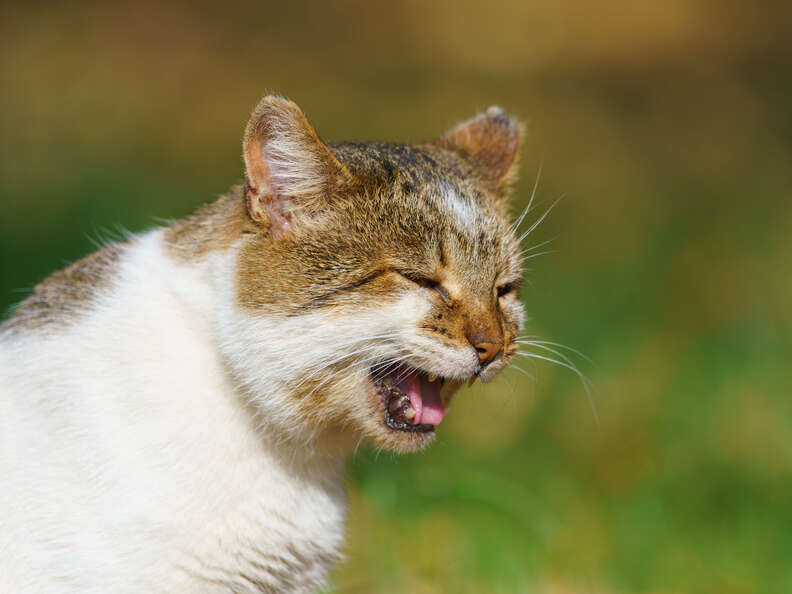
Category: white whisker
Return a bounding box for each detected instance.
[516,337,594,365]
[518,196,563,244]
[519,237,555,257]
[508,364,535,382]
[511,165,542,232]
[517,342,578,369]
[518,250,554,264]
[515,350,599,427]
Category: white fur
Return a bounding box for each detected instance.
[0,233,349,592]
[439,185,501,241]
[0,229,482,592]
[441,186,477,232]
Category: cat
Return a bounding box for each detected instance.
[0,95,526,592]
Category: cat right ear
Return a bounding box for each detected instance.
[243,95,353,239]
[435,106,523,198]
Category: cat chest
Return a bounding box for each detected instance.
[167,466,348,593]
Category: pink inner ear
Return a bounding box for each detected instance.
[243,131,300,236]
[242,96,356,237]
[263,193,294,239]
[245,177,294,239]
[244,136,274,216]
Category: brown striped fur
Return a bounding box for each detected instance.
[1,241,130,333]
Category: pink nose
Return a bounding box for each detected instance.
[474,342,501,366]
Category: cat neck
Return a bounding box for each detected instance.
[162,209,363,464]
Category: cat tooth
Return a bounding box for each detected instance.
[427,373,437,383]
[467,377,476,388]
[404,407,416,421]
[388,396,403,415]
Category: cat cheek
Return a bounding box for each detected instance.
[502,301,526,332]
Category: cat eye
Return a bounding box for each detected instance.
[397,271,450,303]
[497,283,517,298]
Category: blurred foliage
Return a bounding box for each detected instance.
[1,1,790,592]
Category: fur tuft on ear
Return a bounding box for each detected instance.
[436,106,522,197]
[243,95,353,238]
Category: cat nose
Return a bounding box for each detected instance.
[474,342,502,366]
[465,314,503,368]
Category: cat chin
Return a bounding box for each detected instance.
[367,424,437,454]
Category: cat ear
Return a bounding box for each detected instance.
[436,106,522,197]
[243,95,354,238]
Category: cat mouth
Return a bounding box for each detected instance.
[370,363,448,432]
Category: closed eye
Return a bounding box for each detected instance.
[397,271,450,303]
[497,283,517,298]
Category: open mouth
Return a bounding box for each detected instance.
[371,363,448,432]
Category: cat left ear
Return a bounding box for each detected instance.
[243,95,354,239]
[435,106,522,197]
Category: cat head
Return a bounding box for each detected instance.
[232,96,525,453]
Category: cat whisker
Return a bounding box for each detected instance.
[517,196,563,245]
[510,165,542,232]
[514,350,599,427]
[508,364,535,382]
[516,341,579,369]
[299,366,353,404]
[303,331,402,354]
[518,250,555,265]
[289,333,404,391]
[516,337,595,365]
[367,352,414,377]
[301,330,402,359]
[292,354,392,390]
[369,354,413,383]
[306,336,400,369]
[385,352,443,385]
[299,350,416,404]
[519,237,555,258]
[295,334,407,386]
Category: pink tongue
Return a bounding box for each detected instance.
[402,371,445,426]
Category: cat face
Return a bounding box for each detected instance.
[234,97,524,452]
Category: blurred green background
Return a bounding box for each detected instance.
[2,1,790,592]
